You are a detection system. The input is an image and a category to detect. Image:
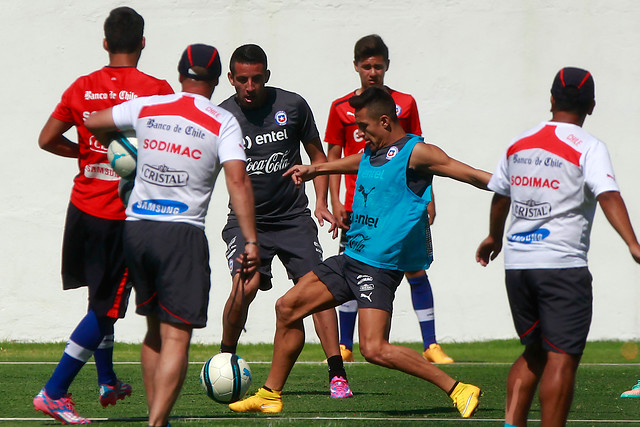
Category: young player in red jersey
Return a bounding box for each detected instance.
[324,34,453,364]
[33,7,173,425]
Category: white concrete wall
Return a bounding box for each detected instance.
[2,0,640,345]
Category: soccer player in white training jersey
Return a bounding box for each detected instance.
[477,67,640,427]
[86,44,259,427]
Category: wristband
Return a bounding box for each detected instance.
[245,241,258,246]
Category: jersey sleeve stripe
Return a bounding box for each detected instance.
[507,125,581,166]
[139,96,222,135]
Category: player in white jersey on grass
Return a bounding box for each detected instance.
[476,67,640,427]
[86,43,259,427]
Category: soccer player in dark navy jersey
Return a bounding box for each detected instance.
[219,44,352,398]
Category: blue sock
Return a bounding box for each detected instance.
[337,300,358,350]
[505,424,517,427]
[94,319,117,386]
[45,310,105,399]
[408,273,436,350]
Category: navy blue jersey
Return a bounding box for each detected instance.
[220,87,320,221]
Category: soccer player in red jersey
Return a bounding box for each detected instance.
[33,7,173,425]
[324,34,453,364]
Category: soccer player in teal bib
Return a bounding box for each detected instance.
[229,86,491,418]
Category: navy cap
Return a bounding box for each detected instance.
[178,44,221,81]
[551,67,595,104]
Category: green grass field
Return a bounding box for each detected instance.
[2,340,640,426]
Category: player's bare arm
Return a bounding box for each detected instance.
[476,193,510,266]
[224,159,260,280]
[38,117,80,158]
[410,143,491,190]
[597,191,640,264]
[326,143,348,229]
[84,108,117,146]
[284,153,362,186]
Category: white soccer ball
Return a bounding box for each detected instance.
[107,134,138,179]
[200,353,252,403]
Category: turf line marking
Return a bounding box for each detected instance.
[4,417,640,424]
[2,361,640,366]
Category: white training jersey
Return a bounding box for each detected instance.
[489,121,619,269]
[112,92,246,228]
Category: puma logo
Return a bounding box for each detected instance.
[357,185,375,207]
[360,292,372,302]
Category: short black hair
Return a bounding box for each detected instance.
[229,44,268,75]
[553,89,594,115]
[349,86,397,120]
[104,7,144,54]
[354,34,389,63]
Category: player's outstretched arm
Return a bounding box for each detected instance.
[597,191,640,264]
[411,143,491,190]
[284,153,362,186]
[223,160,260,279]
[84,108,118,146]
[38,117,79,158]
[476,193,510,266]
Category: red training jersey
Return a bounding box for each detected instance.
[51,66,173,220]
[324,87,421,210]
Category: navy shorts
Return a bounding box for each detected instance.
[61,202,131,318]
[505,267,593,355]
[124,220,211,328]
[314,255,404,312]
[222,214,323,290]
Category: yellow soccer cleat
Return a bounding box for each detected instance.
[449,382,482,418]
[229,387,283,413]
[423,343,454,364]
[340,344,355,362]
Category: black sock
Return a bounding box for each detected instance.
[327,355,347,381]
[263,385,273,392]
[220,343,237,354]
[448,381,460,396]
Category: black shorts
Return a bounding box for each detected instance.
[314,255,403,312]
[124,221,211,328]
[222,214,323,290]
[61,202,131,318]
[505,268,593,355]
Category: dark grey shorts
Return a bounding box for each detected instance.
[222,214,323,290]
[314,255,403,312]
[124,220,211,328]
[61,202,131,318]
[505,267,593,355]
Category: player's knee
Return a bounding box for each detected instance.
[359,340,387,365]
[274,295,297,326]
